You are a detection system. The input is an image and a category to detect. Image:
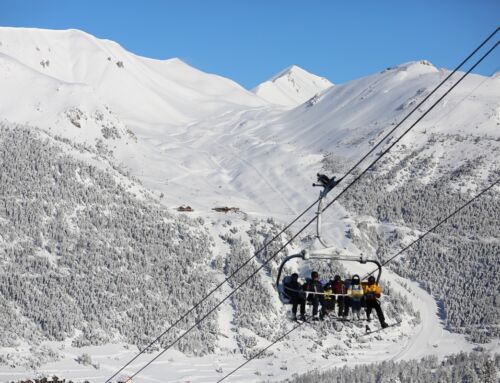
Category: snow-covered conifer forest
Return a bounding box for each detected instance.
[0,27,498,382]
[280,351,499,383]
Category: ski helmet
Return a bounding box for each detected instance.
[351,274,360,284]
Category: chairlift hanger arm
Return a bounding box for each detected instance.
[314,173,341,249]
[312,173,340,195]
[276,252,305,290]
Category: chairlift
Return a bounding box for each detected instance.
[276,173,382,305]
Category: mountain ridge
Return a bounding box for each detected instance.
[0,26,267,126]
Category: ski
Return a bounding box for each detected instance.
[292,315,308,324]
[361,321,402,336]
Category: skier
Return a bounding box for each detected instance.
[304,271,326,321]
[283,273,306,321]
[347,274,364,320]
[330,275,348,318]
[362,275,389,328]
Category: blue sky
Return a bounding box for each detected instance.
[1,0,498,88]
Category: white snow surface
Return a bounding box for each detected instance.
[1,264,492,383]
[252,65,333,107]
[1,27,499,382]
[1,28,498,217]
[0,27,267,127]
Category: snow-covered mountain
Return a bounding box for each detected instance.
[0,27,499,383]
[0,27,267,127]
[252,65,333,106]
[0,52,132,146]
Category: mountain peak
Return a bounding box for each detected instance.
[252,65,333,107]
[269,65,307,81]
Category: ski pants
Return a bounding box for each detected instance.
[309,294,326,317]
[323,297,335,312]
[335,296,348,317]
[366,299,386,325]
[290,296,305,316]
[349,297,362,316]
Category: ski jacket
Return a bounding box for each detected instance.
[304,279,324,297]
[362,282,381,299]
[331,280,347,295]
[348,284,364,300]
[284,280,303,300]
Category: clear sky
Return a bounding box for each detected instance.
[1,0,498,89]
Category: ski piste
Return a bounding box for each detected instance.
[362,321,402,336]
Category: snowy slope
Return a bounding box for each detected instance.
[1,28,498,218]
[0,27,499,383]
[140,60,499,217]
[252,65,333,107]
[1,28,497,218]
[0,27,267,126]
[0,52,131,147]
[0,261,481,383]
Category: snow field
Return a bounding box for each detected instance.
[0,27,498,382]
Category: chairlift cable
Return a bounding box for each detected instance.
[362,177,500,279]
[215,39,500,382]
[129,40,496,378]
[217,321,305,383]
[105,28,498,383]
[334,27,499,186]
[104,195,321,383]
[277,38,498,307]
[128,210,321,380]
[217,177,499,382]
[320,40,499,215]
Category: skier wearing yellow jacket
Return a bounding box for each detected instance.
[362,276,388,328]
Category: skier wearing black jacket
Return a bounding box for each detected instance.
[284,273,306,321]
[304,271,326,320]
